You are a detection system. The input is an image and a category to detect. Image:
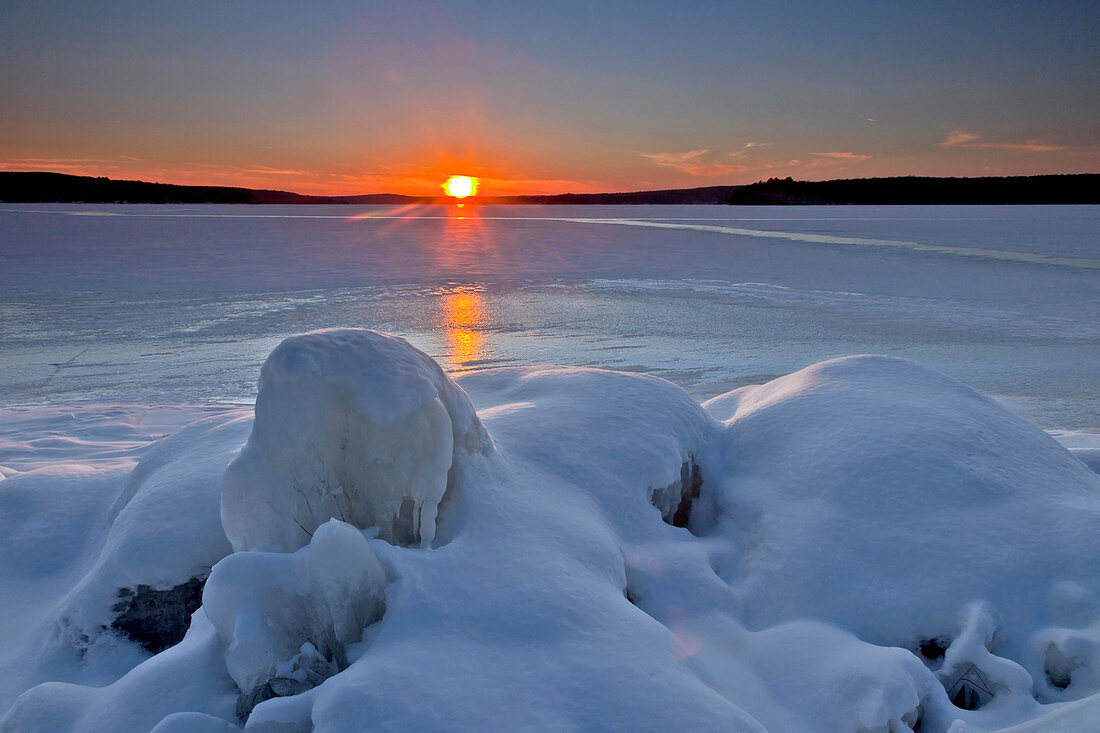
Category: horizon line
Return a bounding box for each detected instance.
[3,169,1100,201]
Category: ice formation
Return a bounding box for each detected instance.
[203,519,387,716]
[222,329,490,552]
[3,332,1100,732]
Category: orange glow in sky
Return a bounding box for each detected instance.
[2,5,1093,198]
[443,175,478,198]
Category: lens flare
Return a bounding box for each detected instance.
[443,175,478,198]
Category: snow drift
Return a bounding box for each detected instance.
[0,407,251,708]
[3,330,1100,732]
[703,356,1100,699]
[54,413,252,651]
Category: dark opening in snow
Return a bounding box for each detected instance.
[671,462,702,528]
[394,497,420,546]
[944,663,994,711]
[1044,642,1080,691]
[651,458,704,532]
[917,636,950,663]
[110,574,207,654]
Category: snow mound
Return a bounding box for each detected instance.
[222,329,490,552]
[1,611,237,733]
[705,355,1100,709]
[50,411,251,657]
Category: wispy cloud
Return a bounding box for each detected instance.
[641,147,872,177]
[240,166,317,177]
[941,131,983,147]
[804,151,872,168]
[939,130,1065,152]
[0,157,123,172]
[640,149,749,177]
[811,152,873,162]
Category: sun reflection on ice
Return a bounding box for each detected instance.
[439,287,487,368]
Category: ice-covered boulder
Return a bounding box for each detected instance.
[202,519,387,715]
[222,329,490,552]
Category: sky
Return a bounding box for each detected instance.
[2,1,1098,195]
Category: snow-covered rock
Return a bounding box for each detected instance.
[46,410,251,658]
[703,355,1100,723]
[0,406,248,711]
[202,519,386,710]
[704,356,1100,652]
[1,611,238,733]
[222,329,490,552]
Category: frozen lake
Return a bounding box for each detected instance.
[1,203,1097,429]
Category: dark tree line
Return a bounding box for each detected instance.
[0,172,256,204]
[726,174,1100,205]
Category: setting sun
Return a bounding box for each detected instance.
[443,175,478,198]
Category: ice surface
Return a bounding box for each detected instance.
[1050,430,1100,474]
[1,204,1097,430]
[3,334,1100,732]
[222,329,490,551]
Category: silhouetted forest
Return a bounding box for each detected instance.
[1,172,256,204]
[0,173,423,205]
[726,175,1100,205]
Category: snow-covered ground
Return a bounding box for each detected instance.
[0,205,1098,730]
[2,330,1099,732]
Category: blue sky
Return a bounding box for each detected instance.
[2,1,1096,194]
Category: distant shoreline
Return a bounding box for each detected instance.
[1,171,1097,206]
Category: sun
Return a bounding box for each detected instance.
[443,175,478,199]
